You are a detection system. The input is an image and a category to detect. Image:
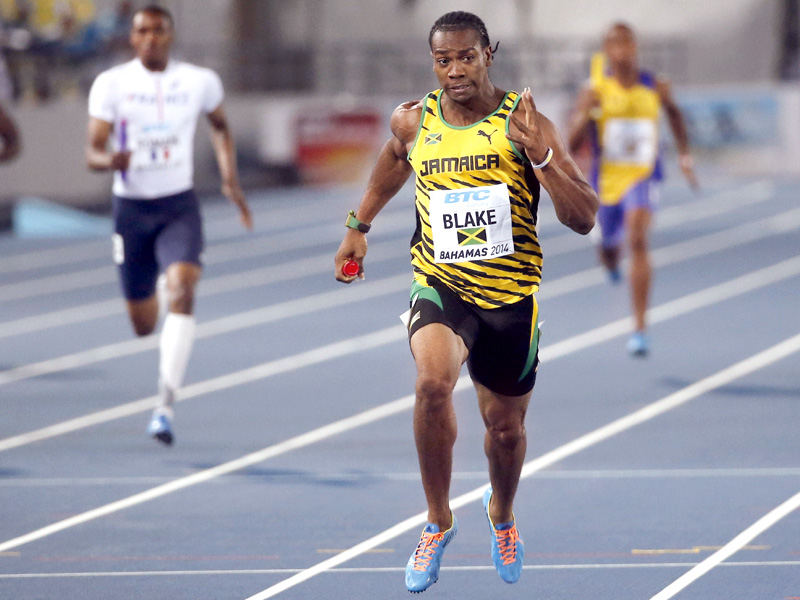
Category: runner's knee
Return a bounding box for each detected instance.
[629,232,648,254]
[167,280,196,314]
[131,317,156,337]
[485,418,526,449]
[415,373,456,409]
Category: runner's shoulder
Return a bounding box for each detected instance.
[174,60,220,80]
[654,75,673,100]
[390,99,424,144]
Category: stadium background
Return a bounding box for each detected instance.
[0,0,797,226]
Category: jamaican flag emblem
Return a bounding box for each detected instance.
[457,227,487,246]
[424,133,442,145]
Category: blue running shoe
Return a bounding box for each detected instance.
[627,331,649,357]
[608,268,622,285]
[147,410,174,446]
[405,514,457,593]
[483,487,523,584]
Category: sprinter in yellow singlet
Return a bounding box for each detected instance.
[569,22,697,357]
[334,11,598,593]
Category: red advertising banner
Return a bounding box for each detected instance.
[295,110,382,184]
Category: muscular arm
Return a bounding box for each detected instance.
[334,101,419,282]
[566,86,599,153]
[538,117,599,234]
[0,102,20,162]
[207,104,252,229]
[657,78,698,188]
[508,89,598,235]
[657,79,690,155]
[86,117,129,171]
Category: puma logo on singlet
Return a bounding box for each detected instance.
[477,129,497,144]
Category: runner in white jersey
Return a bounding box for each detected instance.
[86,4,252,446]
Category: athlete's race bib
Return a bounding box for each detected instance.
[603,118,657,166]
[126,121,187,173]
[429,183,515,264]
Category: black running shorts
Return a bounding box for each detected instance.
[407,276,540,396]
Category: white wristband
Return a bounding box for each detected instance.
[531,147,553,169]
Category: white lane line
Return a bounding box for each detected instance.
[541,253,800,360]
[0,273,409,387]
[0,316,796,560]
[0,265,112,302]
[0,229,559,340]
[3,200,799,388]
[0,298,124,340]
[648,490,800,600]
[0,240,109,275]
[0,178,766,278]
[2,252,800,453]
[540,205,800,299]
[0,209,411,303]
[0,179,771,307]
[2,468,799,487]
[2,562,799,579]
[0,240,405,340]
[6,198,796,339]
[0,217,581,339]
[0,188,376,275]
[244,332,800,600]
[653,180,773,228]
[0,321,409,453]
[0,379,467,554]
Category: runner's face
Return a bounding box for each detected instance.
[130,12,173,69]
[430,29,492,102]
[604,26,637,70]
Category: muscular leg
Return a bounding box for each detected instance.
[164,261,201,314]
[598,245,621,274]
[156,261,202,412]
[596,204,624,281]
[126,296,159,337]
[410,323,468,530]
[626,207,652,332]
[475,382,532,524]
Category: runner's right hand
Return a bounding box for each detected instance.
[110,151,131,171]
[335,229,367,283]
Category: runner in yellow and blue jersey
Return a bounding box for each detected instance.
[334,11,598,593]
[568,22,697,357]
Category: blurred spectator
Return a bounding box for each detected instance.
[96,0,132,58]
[1,1,35,100]
[0,0,101,101]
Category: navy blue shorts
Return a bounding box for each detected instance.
[597,178,659,249]
[112,189,203,301]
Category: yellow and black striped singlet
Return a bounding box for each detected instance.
[407,89,542,309]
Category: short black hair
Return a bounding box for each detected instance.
[134,4,174,28]
[429,11,491,49]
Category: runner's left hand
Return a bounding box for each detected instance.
[506,87,551,167]
[223,182,253,230]
[679,153,700,192]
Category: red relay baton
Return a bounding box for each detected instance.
[342,259,360,277]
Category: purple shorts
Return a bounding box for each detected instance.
[112,189,203,300]
[597,178,659,249]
